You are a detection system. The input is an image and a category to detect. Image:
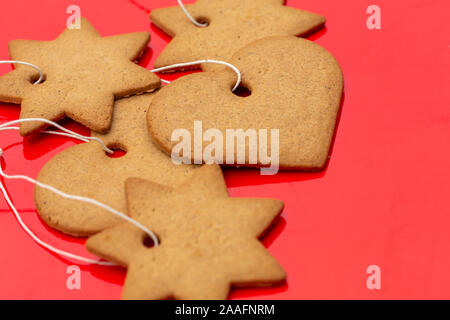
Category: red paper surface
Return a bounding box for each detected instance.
[0,0,449,299]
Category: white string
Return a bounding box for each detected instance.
[0,60,44,85]
[0,58,175,91]
[177,0,208,28]
[42,130,90,142]
[1,57,239,91]
[0,119,160,266]
[159,78,171,85]
[0,119,113,154]
[151,59,242,91]
[0,127,90,143]
[0,178,115,266]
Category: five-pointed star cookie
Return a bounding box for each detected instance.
[150,0,325,71]
[87,165,286,300]
[0,17,160,136]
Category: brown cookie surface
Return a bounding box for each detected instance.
[87,165,285,300]
[148,36,344,170]
[0,17,160,136]
[35,93,197,236]
[150,0,325,72]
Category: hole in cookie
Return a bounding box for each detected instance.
[232,85,252,97]
[30,74,46,85]
[105,145,127,158]
[142,234,159,248]
[195,16,210,27]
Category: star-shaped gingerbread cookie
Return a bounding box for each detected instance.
[150,0,325,71]
[87,165,286,299]
[0,17,160,136]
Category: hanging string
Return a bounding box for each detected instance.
[150,59,242,91]
[0,57,241,91]
[0,119,113,153]
[177,0,208,28]
[0,60,44,85]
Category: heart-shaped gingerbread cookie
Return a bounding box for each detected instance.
[148,36,343,171]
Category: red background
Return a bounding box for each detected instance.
[0,0,449,299]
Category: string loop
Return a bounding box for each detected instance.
[177,0,208,28]
[0,60,44,85]
[0,58,242,92]
[150,59,242,91]
[0,118,114,154]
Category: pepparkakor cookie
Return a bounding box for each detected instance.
[0,17,160,136]
[148,36,343,170]
[151,0,325,72]
[35,93,198,236]
[87,164,286,300]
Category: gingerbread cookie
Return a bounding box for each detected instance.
[35,93,198,236]
[87,165,285,300]
[148,36,343,171]
[0,17,160,136]
[150,0,325,72]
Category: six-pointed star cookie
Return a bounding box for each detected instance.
[0,17,160,136]
[87,165,286,300]
[150,0,325,71]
